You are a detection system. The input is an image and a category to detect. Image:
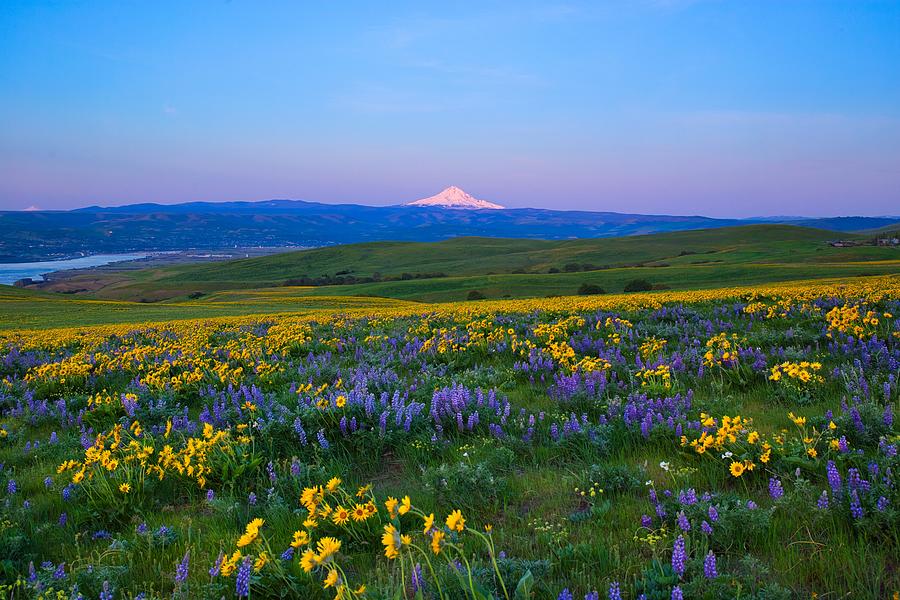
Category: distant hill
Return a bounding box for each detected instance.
[33,224,900,302]
[793,216,900,232]
[1,195,898,262]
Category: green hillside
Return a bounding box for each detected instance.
[40,224,899,302]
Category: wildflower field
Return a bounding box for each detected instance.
[0,277,898,599]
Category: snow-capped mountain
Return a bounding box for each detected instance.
[404,186,505,210]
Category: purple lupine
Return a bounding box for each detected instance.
[851,406,864,433]
[678,489,698,505]
[701,520,713,535]
[586,592,600,600]
[206,489,215,502]
[817,490,829,509]
[280,547,294,561]
[677,511,691,532]
[746,500,757,510]
[53,563,66,580]
[769,477,784,500]
[6,479,16,495]
[99,581,113,600]
[235,557,253,597]
[209,552,224,577]
[838,436,849,453]
[608,581,622,600]
[175,551,190,586]
[671,535,686,577]
[44,476,53,489]
[671,586,683,600]
[317,429,330,450]
[876,496,889,511]
[248,492,257,506]
[849,490,864,519]
[708,504,719,522]
[641,514,653,528]
[58,512,67,527]
[411,562,424,593]
[293,417,308,446]
[703,551,718,578]
[884,404,893,428]
[558,590,574,600]
[827,461,842,495]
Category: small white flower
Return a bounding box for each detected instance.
[645,480,653,486]
[722,451,733,459]
[659,461,671,471]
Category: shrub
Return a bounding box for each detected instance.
[577,283,606,295]
[467,290,486,300]
[624,279,653,292]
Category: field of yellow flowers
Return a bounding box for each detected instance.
[0,276,898,599]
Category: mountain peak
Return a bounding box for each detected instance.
[404,186,505,210]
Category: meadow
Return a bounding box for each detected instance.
[0,277,898,599]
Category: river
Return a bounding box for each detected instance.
[0,254,149,285]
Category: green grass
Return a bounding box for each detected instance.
[36,224,900,302]
[0,287,416,330]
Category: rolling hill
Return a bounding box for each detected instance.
[29,224,900,302]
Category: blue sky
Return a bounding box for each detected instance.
[1,0,898,216]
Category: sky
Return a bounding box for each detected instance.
[1,1,898,217]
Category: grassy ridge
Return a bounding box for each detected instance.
[32,224,900,302]
[1,223,898,328]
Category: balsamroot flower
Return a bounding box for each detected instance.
[446,509,466,532]
[236,526,258,548]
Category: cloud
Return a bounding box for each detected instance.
[23,205,41,211]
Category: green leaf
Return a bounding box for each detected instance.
[514,569,534,599]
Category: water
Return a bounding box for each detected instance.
[0,253,149,285]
